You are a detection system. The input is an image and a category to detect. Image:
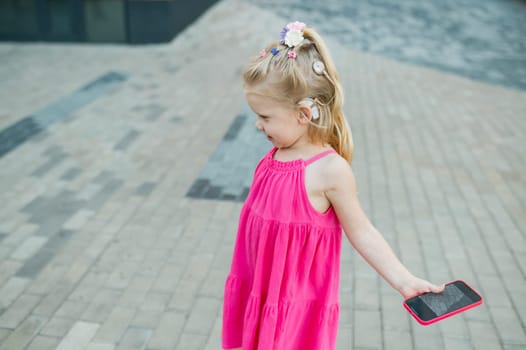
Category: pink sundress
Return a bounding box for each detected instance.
[223,147,343,350]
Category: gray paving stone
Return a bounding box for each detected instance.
[147,311,186,350]
[383,330,412,350]
[0,276,30,309]
[116,327,152,350]
[183,297,220,335]
[442,337,473,350]
[16,230,74,278]
[130,309,163,330]
[114,129,140,151]
[0,117,43,158]
[62,209,95,231]
[31,152,67,177]
[490,306,526,346]
[0,260,23,288]
[353,309,382,349]
[56,321,100,350]
[0,294,42,329]
[0,330,9,345]
[86,178,124,210]
[86,343,116,350]
[60,166,82,181]
[133,182,157,197]
[33,281,75,317]
[82,289,122,324]
[54,300,90,320]
[186,106,269,202]
[10,236,48,261]
[25,335,61,350]
[0,316,46,350]
[93,306,136,344]
[176,333,207,350]
[40,317,76,338]
[140,292,171,313]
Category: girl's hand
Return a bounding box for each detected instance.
[398,276,445,299]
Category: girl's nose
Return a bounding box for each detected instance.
[255,119,263,131]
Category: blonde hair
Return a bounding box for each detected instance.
[243,25,354,163]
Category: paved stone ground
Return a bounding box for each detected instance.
[0,0,525,349]
[251,0,526,91]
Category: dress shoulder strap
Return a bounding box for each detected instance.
[305,149,337,165]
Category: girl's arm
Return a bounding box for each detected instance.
[325,157,444,298]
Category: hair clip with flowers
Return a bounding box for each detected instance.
[280,21,306,48]
[258,21,306,60]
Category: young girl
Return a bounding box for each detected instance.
[222,21,444,350]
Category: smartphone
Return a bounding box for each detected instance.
[403,280,483,326]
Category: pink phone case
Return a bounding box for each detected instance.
[403,280,483,326]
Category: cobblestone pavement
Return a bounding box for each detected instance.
[251,0,526,91]
[0,0,525,349]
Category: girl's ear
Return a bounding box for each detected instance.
[297,105,312,124]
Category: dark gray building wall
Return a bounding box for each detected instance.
[0,0,219,44]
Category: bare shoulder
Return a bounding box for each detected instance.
[318,152,356,191]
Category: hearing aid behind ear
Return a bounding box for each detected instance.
[298,98,320,120]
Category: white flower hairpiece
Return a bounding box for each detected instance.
[280,21,306,48]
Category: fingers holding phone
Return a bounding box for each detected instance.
[403,280,483,326]
[399,276,445,299]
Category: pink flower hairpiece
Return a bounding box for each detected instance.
[259,49,267,57]
[287,51,297,59]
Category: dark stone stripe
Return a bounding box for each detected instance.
[134,182,157,196]
[60,167,81,181]
[0,117,43,158]
[186,104,269,202]
[222,114,247,141]
[16,230,74,278]
[0,72,128,159]
[114,129,140,151]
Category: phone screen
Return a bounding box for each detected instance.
[405,281,482,321]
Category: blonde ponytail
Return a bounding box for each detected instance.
[243,23,354,163]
